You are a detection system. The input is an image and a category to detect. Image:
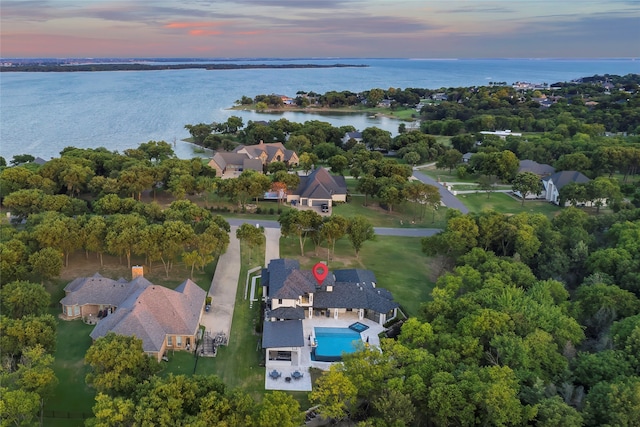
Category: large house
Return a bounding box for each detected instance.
[518,159,555,177]
[287,167,347,208]
[542,170,590,205]
[60,271,206,361]
[261,259,398,366]
[208,141,299,178]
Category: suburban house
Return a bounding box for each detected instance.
[208,141,299,178]
[518,159,555,177]
[342,131,363,145]
[60,270,206,361]
[480,130,522,139]
[462,152,474,163]
[286,167,347,208]
[542,170,590,205]
[261,259,398,366]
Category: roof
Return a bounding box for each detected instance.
[210,152,249,169]
[543,170,590,190]
[313,280,398,313]
[61,273,152,307]
[268,306,306,320]
[64,275,205,354]
[262,320,305,348]
[234,141,296,163]
[293,167,347,199]
[518,160,555,176]
[264,260,398,313]
[462,152,474,160]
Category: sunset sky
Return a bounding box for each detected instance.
[1,0,639,58]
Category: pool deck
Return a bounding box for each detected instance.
[265,313,384,391]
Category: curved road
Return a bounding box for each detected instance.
[412,170,469,214]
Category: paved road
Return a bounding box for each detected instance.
[202,226,240,342]
[227,218,442,236]
[412,170,470,214]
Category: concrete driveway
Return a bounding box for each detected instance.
[412,170,469,214]
[201,226,240,343]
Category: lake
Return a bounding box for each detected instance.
[1,58,638,160]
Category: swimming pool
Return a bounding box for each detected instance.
[312,327,362,362]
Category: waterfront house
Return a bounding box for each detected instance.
[208,141,299,178]
[286,167,347,208]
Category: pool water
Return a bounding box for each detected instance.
[312,327,362,362]
[349,322,369,333]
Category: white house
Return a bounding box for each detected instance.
[542,170,590,205]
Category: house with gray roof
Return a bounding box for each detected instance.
[260,259,398,365]
[542,170,590,205]
[287,167,347,207]
[207,141,299,178]
[60,271,206,361]
[518,160,555,177]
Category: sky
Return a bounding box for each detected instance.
[1,0,639,58]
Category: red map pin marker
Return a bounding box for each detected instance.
[312,262,328,285]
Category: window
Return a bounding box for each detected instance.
[176,336,182,347]
[278,299,283,305]
[167,336,173,346]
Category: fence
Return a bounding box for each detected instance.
[43,410,91,420]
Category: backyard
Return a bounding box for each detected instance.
[458,192,561,217]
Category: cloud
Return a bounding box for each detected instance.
[189,29,223,36]
[165,22,225,29]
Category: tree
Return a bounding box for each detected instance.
[83,215,108,265]
[85,333,161,396]
[310,366,358,422]
[0,387,40,427]
[346,215,375,258]
[184,123,213,144]
[236,223,265,262]
[586,177,622,213]
[0,314,57,359]
[583,377,640,427]
[321,215,348,261]
[512,171,542,206]
[105,214,147,269]
[327,155,348,175]
[0,281,50,319]
[356,174,378,206]
[31,212,82,267]
[28,247,64,282]
[255,391,304,427]
[437,149,463,172]
[299,152,318,174]
[278,209,322,256]
[16,345,59,426]
[478,174,498,199]
[362,127,392,151]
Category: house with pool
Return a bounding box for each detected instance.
[260,259,398,391]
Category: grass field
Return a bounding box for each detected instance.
[280,235,434,317]
[415,166,476,183]
[458,192,561,217]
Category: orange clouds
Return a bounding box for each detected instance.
[189,29,223,36]
[164,22,225,29]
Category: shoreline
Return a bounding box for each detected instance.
[229,105,415,121]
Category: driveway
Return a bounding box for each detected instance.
[201,225,240,343]
[412,170,469,214]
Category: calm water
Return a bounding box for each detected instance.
[1,58,638,160]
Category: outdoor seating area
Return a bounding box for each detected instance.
[268,370,281,380]
[291,370,304,380]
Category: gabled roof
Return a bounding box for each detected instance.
[518,160,555,176]
[63,274,205,354]
[273,269,324,299]
[90,279,205,353]
[294,167,347,199]
[210,152,249,169]
[333,269,377,285]
[263,258,301,298]
[234,142,296,163]
[462,152,474,161]
[61,273,152,307]
[262,320,305,348]
[543,170,590,190]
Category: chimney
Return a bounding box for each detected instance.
[132,265,144,279]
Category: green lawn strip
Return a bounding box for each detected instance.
[44,316,96,426]
[280,235,434,317]
[459,192,561,217]
[334,194,447,229]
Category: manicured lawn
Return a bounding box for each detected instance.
[280,235,434,317]
[459,192,561,217]
[44,316,96,426]
[334,194,448,229]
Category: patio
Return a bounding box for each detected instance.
[264,313,385,391]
